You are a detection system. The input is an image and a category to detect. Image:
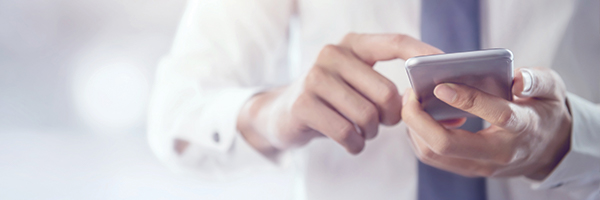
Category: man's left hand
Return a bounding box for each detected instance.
[402,67,572,180]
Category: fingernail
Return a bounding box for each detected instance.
[521,68,534,96]
[402,89,410,106]
[434,84,457,103]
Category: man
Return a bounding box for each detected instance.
[147,0,600,199]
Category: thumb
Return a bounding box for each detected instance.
[513,68,566,100]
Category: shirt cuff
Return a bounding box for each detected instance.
[530,93,600,190]
[174,119,288,180]
[176,87,262,153]
[171,87,292,178]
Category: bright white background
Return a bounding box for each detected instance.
[0,0,293,199]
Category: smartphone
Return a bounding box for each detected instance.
[405,48,514,120]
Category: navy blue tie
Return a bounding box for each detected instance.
[418,0,487,200]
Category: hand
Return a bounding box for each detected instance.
[237,33,442,158]
[402,67,572,180]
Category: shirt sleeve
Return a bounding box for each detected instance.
[147,0,294,180]
[529,93,600,198]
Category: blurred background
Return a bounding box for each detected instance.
[0,0,292,199]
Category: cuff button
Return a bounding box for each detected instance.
[213,132,220,143]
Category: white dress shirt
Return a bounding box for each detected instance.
[147,0,600,199]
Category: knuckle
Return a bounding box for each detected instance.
[337,123,356,143]
[341,32,358,43]
[457,89,479,110]
[291,93,313,115]
[357,103,379,125]
[348,141,365,154]
[549,69,567,93]
[548,69,561,82]
[390,34,408,46]
[366,125,379,139]
[401,104,415,123]
[304,67,327,89]
[496,109,515,128]
[377,82,400,106]
[430,138,452,156]
[418,147,437,162]
[357,104,379,139]
[319,44,343,59]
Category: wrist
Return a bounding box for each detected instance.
[237,90,283,159]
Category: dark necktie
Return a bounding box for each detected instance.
[418,0,487,200]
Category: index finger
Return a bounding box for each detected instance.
[338,33,443,65]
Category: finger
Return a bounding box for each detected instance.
[316,45,402,125]
[306,67,379,140]
[402,89,514,162]
[433,83,532,134]
[407,128,498,177]
[294,94,365,154]
[513,68,565,100]
[338,33,443,65]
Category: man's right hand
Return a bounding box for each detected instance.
[237,33,442,158]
